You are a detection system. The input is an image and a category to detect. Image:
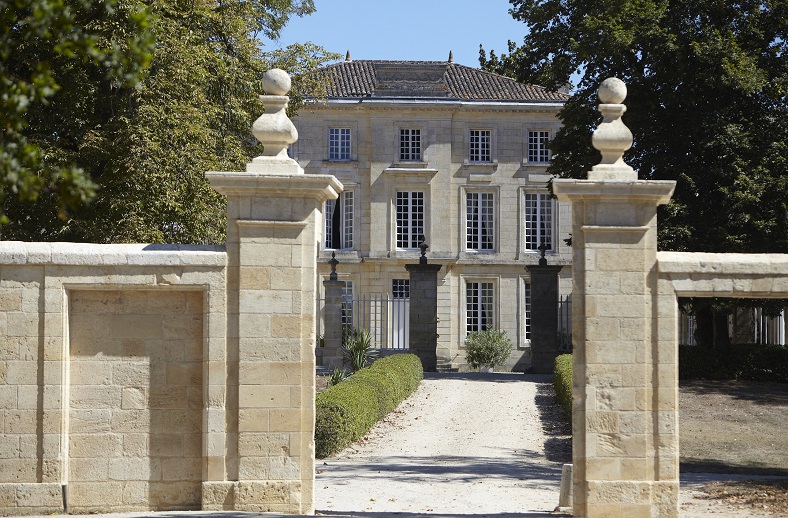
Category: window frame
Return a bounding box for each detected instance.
[526,129,551,164]
[324,191,354,250]
[465,279,496,334]
[328,126,352,161]
[395,190,425,250]
[523,191,555,253]
[468,128,492,163]
[465,190,496,252]
[398,128,422,162]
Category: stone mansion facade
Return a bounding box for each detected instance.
[292,57,573,370]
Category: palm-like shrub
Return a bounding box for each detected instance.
[342,328,378,373]
[464,328,512,370]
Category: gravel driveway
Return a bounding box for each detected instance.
[316,372,779,518]
[316,373,565,516]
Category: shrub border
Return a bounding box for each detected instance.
[315,353,423,458]
[553,354,572,422]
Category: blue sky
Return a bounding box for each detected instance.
[267,0,528,68]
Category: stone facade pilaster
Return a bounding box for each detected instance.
[525,264,563,374]
[205,69,341,513]
[405,263,441,372]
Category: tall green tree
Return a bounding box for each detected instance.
[481,0,788,346]
[2,0,338,243]
[1,0,153,228]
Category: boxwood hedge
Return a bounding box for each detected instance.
[315,353,423,458]
[553,354,572,421]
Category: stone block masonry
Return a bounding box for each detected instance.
[0,243,226,514]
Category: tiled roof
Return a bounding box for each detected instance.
[314,60,569,102]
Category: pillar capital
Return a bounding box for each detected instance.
[553,179,675,206]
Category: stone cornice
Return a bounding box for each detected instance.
[552,179,676,205]
[0,242,227,266]
[206,171,343,202]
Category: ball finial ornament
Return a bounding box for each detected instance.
[598,77,627,104]
[262,68,291,95]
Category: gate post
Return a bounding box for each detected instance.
[322,254,345,368]
[526,260,563,374]
[553,79,678,517]
[405,241,441,372]
[205,70,342,513]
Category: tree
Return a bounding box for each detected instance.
[1,0,153,228]
[481,0,788,347]
[2,0,339,243]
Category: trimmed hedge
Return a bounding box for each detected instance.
[315,353,423,458]
[679,344,788,382]
[553,354,572,420]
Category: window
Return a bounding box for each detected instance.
[528,130,550,163]
[399,128,421,161]
[469,129,491,162]
[324,192,353,249]
[524,192,553,251]
[524,282,532,341]
[392,279,410,299]
[341,281,353,330]
[466,281,494,333]
[466,192,494,251]
[329,127,351,160]
[396,191,424,249]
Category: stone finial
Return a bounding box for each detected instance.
[249,68,298,163]
[589,77,636,181]
[538,242,549,266]
[448,50,454,63]
[345,50,351,62]
[418,234,429,265]
[329,251,339,281]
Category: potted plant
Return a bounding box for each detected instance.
[464,328,512,372]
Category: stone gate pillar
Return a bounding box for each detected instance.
[405,242,441,372]
[205,70,342,513]
[526,261,563,374]
[553,79,678,517]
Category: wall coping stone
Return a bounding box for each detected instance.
[0,242,227,266]
[657,252,788,276]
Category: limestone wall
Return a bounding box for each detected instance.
[0,242,226,514]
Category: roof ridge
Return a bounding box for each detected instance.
[312,59,569,102]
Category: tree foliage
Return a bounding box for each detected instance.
[481,0,788,255]
[480,0,788,346]
[1,0,153,228]
[2,0,339,243]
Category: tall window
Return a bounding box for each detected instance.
[466,192,494,251]
[324,192,353,249]
[396,191,424,249]
[528,130,550,163]
[399,128,421,161]
[329,127,351,160]
[469,129,491,162]
[341,281,353,330]
[524,282,532,341]
[524,192,553,251]
[466,281,494,333]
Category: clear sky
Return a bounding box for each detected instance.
[267,0,528,68]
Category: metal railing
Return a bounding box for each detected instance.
[558,295,572,352]
[318,294,410,350]
[679,308,785,346]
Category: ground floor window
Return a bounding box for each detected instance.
[466,281,494,333]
